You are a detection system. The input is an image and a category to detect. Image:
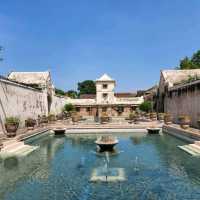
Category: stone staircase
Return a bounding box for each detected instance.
[0,139,38,157]
[178,141,200,156]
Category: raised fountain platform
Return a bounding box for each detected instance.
[95,135,118,152]
[90,167,126,182]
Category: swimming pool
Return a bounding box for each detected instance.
[0,131,200,200]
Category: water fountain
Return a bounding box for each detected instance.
[95,135,118,152]
[90,136,126,182]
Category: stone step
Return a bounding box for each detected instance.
[3,144,25,153]
[178,145,200,156]
[194,141,200,146]
[190,144,200,151]
[2,139,18,146]
[14,145,38,156]
[186,145,200,154]
[2,141,25,151]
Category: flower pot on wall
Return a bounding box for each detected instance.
[164,113,173,125]
[150,112,157,121]
[178,115,191,129]
[158,113,165,122]
[25,118,36,130]
[100,112,110,124]
[5,117,20,137]
[145,113,150,120]
[197,120,200,129]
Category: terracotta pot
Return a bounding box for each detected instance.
[56,113,64,120]
[150,112,157,121]
[197,120,200,129]
[72,115,80,123]
[158,113,165,121]
[145,113,150,119]
[5,123,19,137]
[179,115,191,129]
[25,119,36,129]
[164,114,173,125]
[48,115,56,122]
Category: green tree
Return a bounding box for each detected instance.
[55,88,65,96]
[78,80,96,95]
[191,50,200,68]
[139,101,152,113]
[179,57,194,69]
[67,90,78,99]
[64,103,75,112]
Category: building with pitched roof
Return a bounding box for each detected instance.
[157,69,200,127]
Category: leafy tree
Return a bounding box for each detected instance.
[64,103,75,112]
[78,80,96,95]
[67,90,78,98]
[139,101,152,113]
[55,88,65,96]
[179,57,194,69]
[178,50,200,69]
[191,50,200,68]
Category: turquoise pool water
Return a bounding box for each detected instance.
[1,132,200,200]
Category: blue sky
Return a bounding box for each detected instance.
[0,0,200,92]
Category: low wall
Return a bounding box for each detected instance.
[164,85,200,128]
[0,78,48,133]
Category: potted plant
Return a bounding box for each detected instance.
[71,112,80,123]
[63,103,75,117]
[134,113,141,124]
[158,113,165,122]
[164,113,173,125]
[56,113,64,121]
[48,113,56,123]
[25,118,36,130]
[145,112,150,120]
[40,115,48,124]
[127,112,135,123]
[178,115,191,129]
[100,112,110,124]
[150,112,157,121]
[5,117,20,137]
[198,119,200,129]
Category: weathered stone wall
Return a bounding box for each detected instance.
[164,86,200,128]
[50,95,67,114]
[0,79,48,133]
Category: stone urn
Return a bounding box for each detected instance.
[56,113,64,121]
[158,113,165,122]
[178,115,191,129]
[150,112,157,121]
[25,118,36,130]
[100,112,110,124]
[164,113,173,125]
[5,117,20,137]
[48,114,56,123]
[197,120,200,129]
[71,112,80,123]
[145,113,150,120]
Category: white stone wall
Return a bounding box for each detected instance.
[0,79,48,133]
[164,88,200,128]
[50,95,68,114]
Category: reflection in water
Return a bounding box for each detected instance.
[1,132,200,199]
[4,156,19,170]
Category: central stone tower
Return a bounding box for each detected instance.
[95,74,116,104]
